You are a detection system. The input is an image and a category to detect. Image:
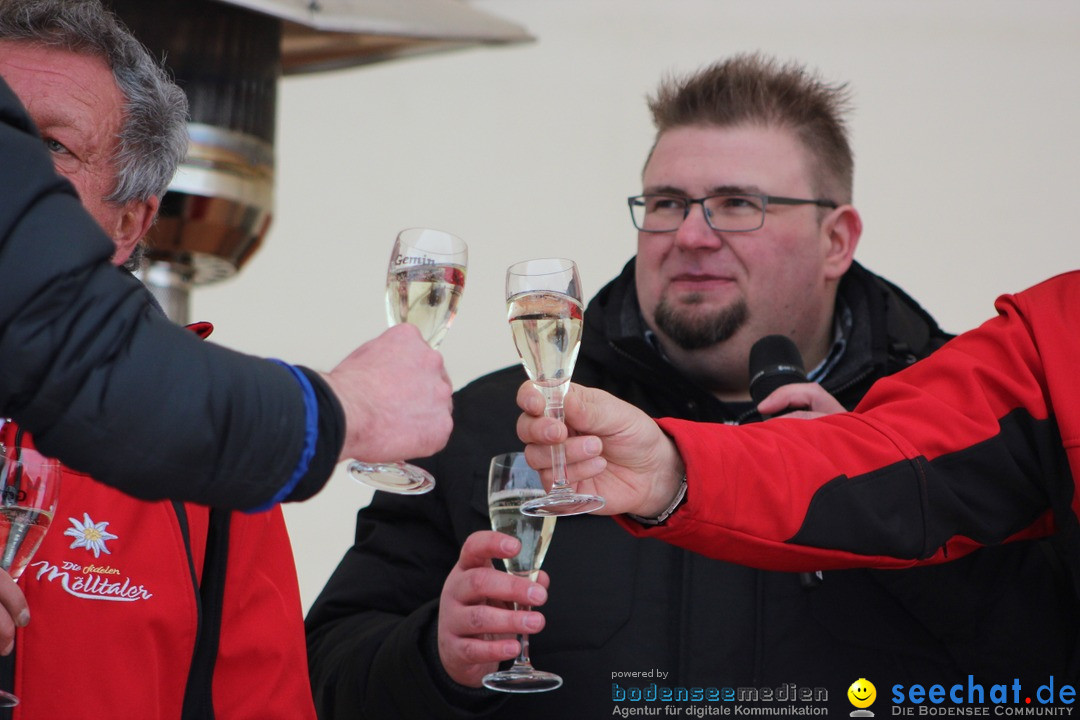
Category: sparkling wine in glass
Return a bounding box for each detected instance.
[0,441,61,708]
[348,228,467,495]
[482,452,562,693]
[506,258,604,516]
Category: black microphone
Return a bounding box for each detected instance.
[749,335,808,415]
[748,335,823,588]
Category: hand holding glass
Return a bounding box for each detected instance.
[349,228,467,495]
[482,452,562,693]
[506,258,604,516]
[0,442,61,708]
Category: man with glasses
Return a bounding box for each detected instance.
[306,54,1077,717]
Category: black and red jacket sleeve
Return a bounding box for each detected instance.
[618,272,1080,572]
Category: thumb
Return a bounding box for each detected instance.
[566,385,642,439]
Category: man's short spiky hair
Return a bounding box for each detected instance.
[647,53,855,203]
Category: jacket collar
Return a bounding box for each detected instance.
[578,257,949,419]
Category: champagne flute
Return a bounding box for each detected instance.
[482,452,562,693]
[348,228,467,495]
[0,442,61,708]
[505,258,604,516]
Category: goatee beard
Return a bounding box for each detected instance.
[653,294,749,350]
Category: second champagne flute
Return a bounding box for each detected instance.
[0,440,61,707]
[505,258,604,516]
[482,452,562,693]
[348,228,467,495]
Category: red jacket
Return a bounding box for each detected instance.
[1,323,316,719]
[620,271,1079,577]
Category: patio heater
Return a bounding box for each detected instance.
[109,0,531,323]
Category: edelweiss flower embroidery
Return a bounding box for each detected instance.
[64,513,119,558]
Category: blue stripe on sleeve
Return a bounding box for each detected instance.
[247,360,319,513]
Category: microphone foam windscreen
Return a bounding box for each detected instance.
[748,335,807,404]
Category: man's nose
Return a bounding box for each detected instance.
[673,202,723,249]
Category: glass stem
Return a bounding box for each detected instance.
[511,603,534,668]
[544,397,571,493]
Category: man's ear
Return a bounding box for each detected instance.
[110,195,160,266]
[821,204,862,281]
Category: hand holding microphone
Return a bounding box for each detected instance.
[749,336,845,418]
[749,335,809,417]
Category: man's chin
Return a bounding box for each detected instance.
[653,297,749,350]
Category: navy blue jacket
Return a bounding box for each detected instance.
[0,77,341,509]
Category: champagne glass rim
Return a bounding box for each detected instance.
[0,446,61,468]
[488,451,541,492]
[395,227,468,257]
[0,446,61,516]
[506,257,577,277]
[489,451,529,468]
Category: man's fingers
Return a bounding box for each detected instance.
[757,383,845,416]
[515,382,547,417]
[0,573,27,655]
[457,531,520,570]
[448,566,548,607]
[781,410,829,420]
[446,636,526,667]
[442,601,546,639]
[451,532,548,607]
[523,442,606,485]
[516,413,566,447]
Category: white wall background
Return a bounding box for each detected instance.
[189,0,1080,611]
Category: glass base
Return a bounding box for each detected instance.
[482,666,563,693]
[520,491,605,517]
[348,460,435,495]
[0,689,19,707]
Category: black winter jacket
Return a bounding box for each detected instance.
[306,260,1078,717]
[0,78,341,508]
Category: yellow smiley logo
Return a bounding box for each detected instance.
[848,678,876,709]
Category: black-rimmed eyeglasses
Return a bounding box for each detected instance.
[627,193,838,233]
